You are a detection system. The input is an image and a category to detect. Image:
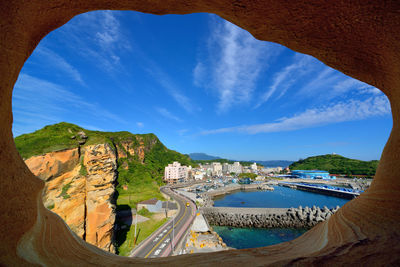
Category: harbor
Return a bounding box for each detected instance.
[278,182,362,199]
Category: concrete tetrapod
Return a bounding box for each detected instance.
[1,1,400,266]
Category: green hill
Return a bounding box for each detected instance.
[289,154,379,177]
[15,122,196,205]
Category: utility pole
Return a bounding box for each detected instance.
[134,205,138,239]
[172,215,175,252]
[165,199,169,218]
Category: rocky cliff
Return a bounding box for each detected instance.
[25,143,118,252]
[16,122,194,253]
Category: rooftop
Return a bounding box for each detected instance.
[138,198,159,205]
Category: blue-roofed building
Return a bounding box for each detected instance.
[291,170,335,179]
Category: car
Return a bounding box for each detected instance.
[186,202,190,207]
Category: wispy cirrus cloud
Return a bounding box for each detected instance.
[59,11,129,75]
[12,73,126,136]
[253,48,385,108]
[294,61,382,102]
[35,47,85,86]
[255,54,316,108]
[146,63,199,113]
[195,18,281,113]
[156,107,183,122]
[201,95,390,135]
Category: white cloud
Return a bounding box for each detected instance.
[12,74,126,135]
[255,54,314,108]
[35,47,85,85]
[95,11,120,49]
[156,107,183,122]
[297,67,340,98]
[59,11,128,75]
[145,63,199,113]
[197,19,280,113]
[136,122,144,128]
[201,95,391,135]
[193,62,205,87]
[177,129,189,136]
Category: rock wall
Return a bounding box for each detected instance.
[116,137,146,163]
[203,206,339,229]
[24,143,118,253]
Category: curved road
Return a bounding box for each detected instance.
[130,187,196,258]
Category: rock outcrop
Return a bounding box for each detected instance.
[82,144,117,252]
[116,137,147,163]
[24,143,118,253]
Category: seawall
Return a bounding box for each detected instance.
[202,206,339,229]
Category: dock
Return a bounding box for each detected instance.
[278,182,361,199]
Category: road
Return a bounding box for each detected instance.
[130,187,196,258]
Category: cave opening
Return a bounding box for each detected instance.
[2,2,400,266]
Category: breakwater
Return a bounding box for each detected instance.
[202,206,339,228]
[206,183,273,197]
[279,182,360,199]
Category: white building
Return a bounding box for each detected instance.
[222,163,232,174]
[212,162,222,176]
[193,170,205,180]
[231,162,242,174]
[262,167,283,174]
[251,163,258,171]
[164,161,188,184]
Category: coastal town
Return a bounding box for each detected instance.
[127,160,372,257]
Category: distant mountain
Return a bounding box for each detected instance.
[189,153,292,167]
[189,153,221,160]
[289,154,378,177]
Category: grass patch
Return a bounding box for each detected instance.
[59,182,72,199]
[79,157,88,176]
[116,185,165,209]
[117,215,169,256]
[137,207,152,217]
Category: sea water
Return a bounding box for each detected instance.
[212,185,350,248]
[212,226,308,249]
[213,185,349,208]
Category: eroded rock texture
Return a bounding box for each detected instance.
[1,1,400,266]
[24,144,117,253]
[82,144,117,253]
[116,137,147,163]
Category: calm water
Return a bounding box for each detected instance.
[213,185,349,208]
[213,226,308,249]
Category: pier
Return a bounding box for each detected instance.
[278,182,361,199]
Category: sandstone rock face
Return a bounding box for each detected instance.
[25,149,79,181]
[116,137,146,163]
[24,144,117,253]
[82,144,117,253]
[2,1,400,266]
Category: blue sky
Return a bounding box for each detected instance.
[12,11,392,161]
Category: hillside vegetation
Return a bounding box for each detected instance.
[289,154,378,177]
[15,122,196,206]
